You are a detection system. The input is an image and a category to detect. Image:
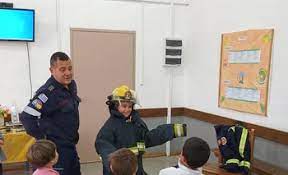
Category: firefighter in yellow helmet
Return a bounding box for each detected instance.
[95,85,187,175]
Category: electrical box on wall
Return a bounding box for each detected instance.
[0,2,13,8]
[164,38,182,66]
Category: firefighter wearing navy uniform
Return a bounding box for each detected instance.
[95,85,187,175]
[20,52,81,175]
[214,124,251,175]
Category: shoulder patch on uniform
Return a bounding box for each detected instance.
[48,85,55,91]
[32,99,43,110]
[38,93,48,103]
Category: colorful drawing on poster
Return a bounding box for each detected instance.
[257,68,267,84]
[238,72,245,84]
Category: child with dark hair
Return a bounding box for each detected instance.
[27,139,59,175]
[159,137,210,175]
[109,148,137,175]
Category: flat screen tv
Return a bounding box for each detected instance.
[0,8,35,42]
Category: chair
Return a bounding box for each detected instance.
[203,128,255,175]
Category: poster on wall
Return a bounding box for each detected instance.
[218,29,274,116]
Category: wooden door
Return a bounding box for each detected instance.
[71,29,135,162]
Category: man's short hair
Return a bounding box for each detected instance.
[109,148,137,175]
[182,137,210,169]
[50,51,70,67]
[26,139,57,168]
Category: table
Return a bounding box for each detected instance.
[2,131,35,164]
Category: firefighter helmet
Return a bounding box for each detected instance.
[111,85,136,103]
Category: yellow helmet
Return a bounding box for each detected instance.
[111,85,136,103]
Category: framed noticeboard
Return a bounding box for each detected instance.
[218,29,274,116]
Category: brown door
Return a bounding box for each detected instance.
[71,29,135,162]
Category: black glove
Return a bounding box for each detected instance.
[173,123,187,137]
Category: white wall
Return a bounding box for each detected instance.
[184,0,288,132]
[0,0,186,110]
[1,0,287,132]
[60,0,186,108]
[0,0,58,109]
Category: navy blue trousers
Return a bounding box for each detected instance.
[54,146,81,175]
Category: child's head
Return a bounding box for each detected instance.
[106,85,136,118]
[27,139,58,168]
[109,148,137,175]
[181,137,210,169]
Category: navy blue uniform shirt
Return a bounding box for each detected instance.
[20,76,80,147]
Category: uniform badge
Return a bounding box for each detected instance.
[38,93,48,103]
[220,137,227,146]
[32,99,43,110]
[48,85,55,91]
[124,91,132,100]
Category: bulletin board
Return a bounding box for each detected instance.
[218,29,274,116]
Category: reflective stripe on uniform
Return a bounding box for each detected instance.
[23,106,41,117]
[239,160,250,168]
[129,141,146,155]
[137,142,145,152]
[229,126,235,132]
[129,147,139,155]
[239,128,248,158]
[225,158,240,165]
[174,124,184,137]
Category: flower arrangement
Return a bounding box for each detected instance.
[0,105,11,121]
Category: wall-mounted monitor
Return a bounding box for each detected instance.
[0,8,35,42]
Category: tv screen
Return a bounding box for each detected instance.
[0,8,35,42]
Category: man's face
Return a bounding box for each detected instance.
[50,59,73,87]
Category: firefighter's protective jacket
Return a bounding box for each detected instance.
[95,109,175,175]
[214,125,251,175]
